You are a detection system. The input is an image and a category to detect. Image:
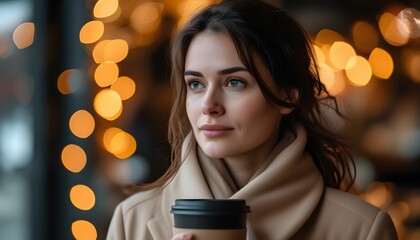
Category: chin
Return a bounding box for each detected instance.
[197,139,233,158]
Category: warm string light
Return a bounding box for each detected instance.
[55,63,97,237]
[13,22,35,49]
[314,24,394,93]
[9,16,99,240]
[313,5,420,93]
[71,220,97,240]
[67,1,145,237]
[55,2,122,240]
[57,74,97,239]
[57,68,97,239]
[61,144,87,173]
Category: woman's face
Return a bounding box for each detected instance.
[184,31,287,160]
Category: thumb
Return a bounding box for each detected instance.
[171,233,193,240]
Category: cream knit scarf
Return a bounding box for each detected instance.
[166,124,324,240]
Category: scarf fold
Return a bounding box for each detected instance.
[163,124,324,240]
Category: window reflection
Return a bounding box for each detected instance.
[0,1,34,239]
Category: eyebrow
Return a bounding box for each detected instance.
[184,67,248,77]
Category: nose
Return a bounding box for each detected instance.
[201,87,224,116]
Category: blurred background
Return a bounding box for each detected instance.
[0,0,419,239]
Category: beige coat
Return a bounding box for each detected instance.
[106,125,397,240]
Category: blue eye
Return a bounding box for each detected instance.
[188,80,204,90]
[227,79,245,88]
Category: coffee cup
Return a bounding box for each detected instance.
[171,199,251,240]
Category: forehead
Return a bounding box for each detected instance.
[185,31,245,70]
[183,30,276,89]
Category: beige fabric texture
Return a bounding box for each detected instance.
[106,124,397,240]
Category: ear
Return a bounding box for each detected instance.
[277,88,299,115]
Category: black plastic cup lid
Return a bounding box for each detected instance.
[171,199,250,229]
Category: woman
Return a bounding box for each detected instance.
[106,0,398,239]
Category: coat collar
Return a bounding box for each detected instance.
[147,124,324,240]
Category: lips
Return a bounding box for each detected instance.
[199,124,233,137]
[200,124,232,130]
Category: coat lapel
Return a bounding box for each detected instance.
[146,133,215,239]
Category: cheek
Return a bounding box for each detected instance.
[186,97,199,124]
[235,97,281,137]
[238,97,278,122]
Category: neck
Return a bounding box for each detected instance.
[222,125,295,189]
[222,130,282,189]
[222,157,262,189]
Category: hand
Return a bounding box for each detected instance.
[171,233,193,240]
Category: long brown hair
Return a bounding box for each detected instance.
[138,0,355,191]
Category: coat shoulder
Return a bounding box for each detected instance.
[106,187,167,240]
[323,187,380,218]
[118,188,163,215]
[292,187,398,240]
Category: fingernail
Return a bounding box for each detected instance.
[181,233,193,239]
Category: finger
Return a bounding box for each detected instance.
[171,233,193,240]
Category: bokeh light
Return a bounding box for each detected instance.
[369,48,394,79]
[102,127,120,150]
[103,127,137,159]
[61,144,87,173]
[93,0,119,19]
[345,55,372,86]
[389,201,411,224]
[318,62,335,89]
[79,20,104,44]
[131,2,164,34]
[92,40,110,63]
[71,220,97,240]
[362,182,394,208]
[397,8,420,38]
[103,39,129,63]
[110,76,136,100]
[110,131,137,159]
[318,63,346,96]
[13,22,35,49]
[57,69,83,95]
[319,44,333,66]
[379,12,410,46]
[315,29,344,46]
[312,44,326,64]
[69,110,95,138]
[70,184,96,211]
[329,41,356,70]
[330,71,347,96]
[93,89,122,120]
[352,21,379,53]
[94,62,119,87]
